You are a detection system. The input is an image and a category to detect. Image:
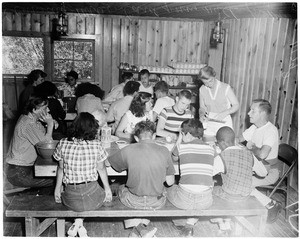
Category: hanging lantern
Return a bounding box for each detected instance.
[212,21,224,43]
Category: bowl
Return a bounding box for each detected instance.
[36,140,59,159]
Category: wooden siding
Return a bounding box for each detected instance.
[2,11,297,148]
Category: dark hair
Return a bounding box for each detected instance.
[75,82,105,100]
[140,69,150,76]
[121,72,133,83]
[181,119,204,138]
[129,92,151,117]
[199,66,216,79]
[66,70,79,80]
[25,69,47,85]
[23,97,48,115]
[154,81,169,93]
[34,81,58,98]
[252,99,272,115]
[123,81,140,96]
[178,89,192,100]
[68,112,99,141]
[216,126,235,145]
[133,120,156,138]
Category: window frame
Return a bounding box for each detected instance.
[51,37,96,83]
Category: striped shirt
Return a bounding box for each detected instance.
[53,138,108,184]
[173,139,215,191]
[159,106,193,133]
[6,114,52,166]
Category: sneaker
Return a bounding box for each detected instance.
[78,225,89,237]
[67,223,80,237]
[267,201,282,223]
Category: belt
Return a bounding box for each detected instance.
[69,181,92,185]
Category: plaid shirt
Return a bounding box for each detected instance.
[53,138,108,184]
[221,147,253,196]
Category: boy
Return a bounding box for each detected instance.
[152,80,175,121]
[156,89,193,140]
[138,69,153,95]
[108,120,175,236]
[104,72,134,102]
[167,119,215,237]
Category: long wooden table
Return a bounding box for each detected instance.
[34,140,179,177]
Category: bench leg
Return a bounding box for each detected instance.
[25,217,39,236]
[57,218,66,237]
[258,214,267,236]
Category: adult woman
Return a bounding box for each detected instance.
[34,81,66,140]
[53,112,112,237]
[18,69,47,115]
[115,92,153,139]
[198,66,239,137]
[6,97,55,188]
[75,82,105,114]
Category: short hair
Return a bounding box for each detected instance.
[123,81,140,96]
[178,89,192,100]
[154,81,169,93]
[252,99,272,115]
[121,72,133,82]
[129,92,151,117]
[26,69,47,85]
[34,81,58,98]
[75,82,105,100]
[140,69,150,76]
[66,70,79,80]
[68,112,99,141]
[181,119,204,138]
[133,120,156,138]
[23,97,48,115]
[216,126,235,145]
[199,66,216,79]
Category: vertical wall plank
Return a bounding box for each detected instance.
[41,14,50,32]
[102,17,112,92]
[67,14,77,34]
[86,16,95,35]
[111,18,121,87]
[22,13,31,31]
[76,15,85,34]
[31,13,41,32]
[95,15,103,86]
[14,12,22,31]
[137,19,147,65]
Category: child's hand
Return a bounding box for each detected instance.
[246,141,254,150]
[104,188,113,202]
[54,187,62,203]
[40,111,54,125]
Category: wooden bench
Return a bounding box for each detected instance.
[6,194,267,237]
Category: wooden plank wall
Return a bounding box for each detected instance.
[222,18,297,148]
[2,11,297,148]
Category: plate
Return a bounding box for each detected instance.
[110,135,119,142]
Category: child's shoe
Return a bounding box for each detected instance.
[78,225,89,237]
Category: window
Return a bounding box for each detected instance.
[2,36,44,74]
[53,39,94,81]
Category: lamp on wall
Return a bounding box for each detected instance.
[212,13,224,43]
[52,3,68,39]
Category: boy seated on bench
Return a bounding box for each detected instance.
[107,120,175,237]
[167,119,215,237]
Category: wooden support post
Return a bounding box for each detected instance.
[56,218,66,237]
[25,217,38,236]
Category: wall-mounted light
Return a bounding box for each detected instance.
[212,20,224,43]
[52,3,68,39]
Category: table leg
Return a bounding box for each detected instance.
[25,217,38,236]
[57,218,66,237]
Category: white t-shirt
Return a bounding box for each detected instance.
[153,96,175,115]
[139,83,153,95]
[124,110,153,134]
[242,121,279,161]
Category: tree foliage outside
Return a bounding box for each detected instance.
[54,40,94,81]
[2,36,44,74]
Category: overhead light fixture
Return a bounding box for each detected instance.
[212,13,224,43]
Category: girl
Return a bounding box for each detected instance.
[53,112,112,237]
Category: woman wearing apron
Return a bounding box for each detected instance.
[198,66,240,139]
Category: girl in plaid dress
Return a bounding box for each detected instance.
[54,112,112,237]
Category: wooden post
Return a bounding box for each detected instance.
[56,218,66,237]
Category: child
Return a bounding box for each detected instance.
[167,119,215,237]
[104,72,134,102]
[108,120,175,236]
[156,89,193,140]
[152,80,175,121]
[138,69,153,95]
[58,70,79,97]
[53,112,112,237]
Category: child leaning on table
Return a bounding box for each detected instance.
[167,118,215,237]
[53,112,112,237]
